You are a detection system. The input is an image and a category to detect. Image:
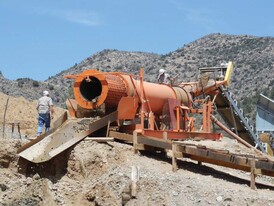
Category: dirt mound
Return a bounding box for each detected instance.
[0,139,21,168]
[0,92,65,137]
[1,138,274,206]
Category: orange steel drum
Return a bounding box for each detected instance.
[67,70,192,115]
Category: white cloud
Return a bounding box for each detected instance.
[38,8,101,27]
[171,1,222,31]
[58,10,100,26]
[184,8,216,30]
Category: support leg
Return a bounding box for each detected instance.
[250,160,256,190]
[133,131,138,154]
[172,143,178,172]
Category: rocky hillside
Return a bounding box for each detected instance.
[1,33,274,123]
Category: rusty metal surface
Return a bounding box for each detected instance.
[67,69,192,115]
[65,99,77,118]
[117,96,139,120]
[105,74,128,108]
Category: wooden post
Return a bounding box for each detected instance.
[106,120,110,137]
[163,131,167,140]
[18,123,21,140]
[11,123,15,138]
[2,97,9,138]
[172,143,178,172]
[250,160,256,190]
[131,166,139,198]
[133,131,138,154]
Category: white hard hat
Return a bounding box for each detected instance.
[43,90,49,96]
[159,69,165,75]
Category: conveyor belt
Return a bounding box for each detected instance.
[213,87,265,152]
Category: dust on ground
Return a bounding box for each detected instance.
[1,92,274,206]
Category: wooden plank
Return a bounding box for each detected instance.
[255,160,274,172]
[143,129,221,140]
[133,131,144,153]
[207,148,230,154]
[172,143,178,172]
[260,170,274,177]
[180,145,252,169]
[250,160,256,189]
[109,130,133,143]
[175,144,274,176]
[174,142,230,154]
[183,153,250,172]
[137,135,172,150]
[84,137,114,142]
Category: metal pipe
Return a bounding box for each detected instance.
[211,114,253,148]
[210,114,272,161]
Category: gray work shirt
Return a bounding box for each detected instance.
[37,96,53,114]
[157,73,171,84]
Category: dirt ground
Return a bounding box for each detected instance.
[1,92,274,206]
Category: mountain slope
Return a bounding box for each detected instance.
[1,33,274,123]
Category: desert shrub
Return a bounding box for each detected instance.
[32,80,39,87]
[48,84,54,90]
[18,80,24,88]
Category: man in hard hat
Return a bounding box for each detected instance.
[36,90,54,136]
[157,69,171,84]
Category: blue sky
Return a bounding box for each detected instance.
[1,0,274,80]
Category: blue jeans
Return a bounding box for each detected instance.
[37,113,51,135]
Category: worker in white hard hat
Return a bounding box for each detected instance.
[157,69,171,84]
[36,90,54,136]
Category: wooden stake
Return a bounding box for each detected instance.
[106,120,110,137]
[84,137,114,142]
[2,97,9,138]
[250,160,256,190]
[133,131,138,154]
[131,166,139,197]
[172,143,178,172]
